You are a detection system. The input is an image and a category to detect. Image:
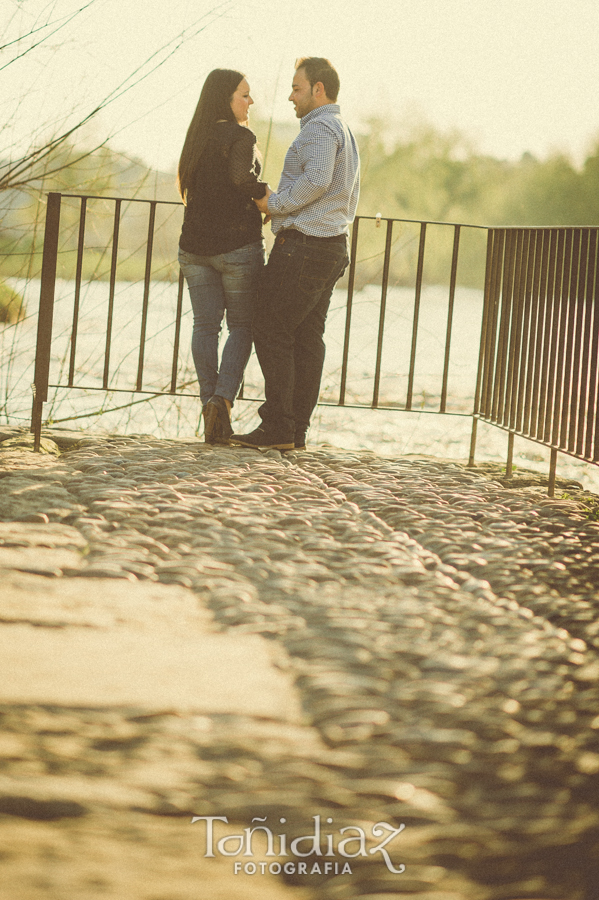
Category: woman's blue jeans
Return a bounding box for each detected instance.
[178,241,265,406]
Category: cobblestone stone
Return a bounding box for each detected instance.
[0,430,598,899]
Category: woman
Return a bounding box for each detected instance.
[177,69,267,443]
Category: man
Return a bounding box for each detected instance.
[231,57,360,451]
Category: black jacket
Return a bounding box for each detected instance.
[179,121,267,257]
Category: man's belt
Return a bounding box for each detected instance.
[276,229,347,245]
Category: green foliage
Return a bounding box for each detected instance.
[0,281,25,323]
[561,492,599,521]
[0,141,181,282]
[3,113,599,287]
[350,118,599,288]
[358,119,479,222]
[357,117,599,230]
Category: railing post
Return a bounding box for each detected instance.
[505,431,514,479]
[339,218,360,406]
[548,448,557,497]
[31,192,61,451]
[103,198,122,389]
[440,224,461,413]
[170,269,185,393]
[406,222,427,410]
[468,417,478,467]
[136,201,157,391]
[372,219,393,409]
[68,196,87,385]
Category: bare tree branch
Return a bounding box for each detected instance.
[0,0,236,192]
[0,1,99,70]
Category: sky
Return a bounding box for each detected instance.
[3,0,599,174]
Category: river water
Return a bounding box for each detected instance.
[2,276,598,492]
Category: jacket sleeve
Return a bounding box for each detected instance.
[267,121,338,216]
[228,131,268,200]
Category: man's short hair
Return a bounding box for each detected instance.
[295,57,340,103]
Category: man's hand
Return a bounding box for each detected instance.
[254,185,272,214]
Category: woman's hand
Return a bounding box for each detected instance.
[254,185,272,214]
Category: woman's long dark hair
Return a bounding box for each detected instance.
[177,68,245,202]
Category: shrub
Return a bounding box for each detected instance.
[0,281,25,324]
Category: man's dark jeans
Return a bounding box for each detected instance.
[252,231,349,440]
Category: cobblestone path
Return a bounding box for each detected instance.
[1,430,599,900]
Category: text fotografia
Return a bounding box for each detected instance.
[190,815,406,876]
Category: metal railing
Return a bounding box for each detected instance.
[336,214,486,415]
[474,227,599,493]
[31,192,187,445]
[30,192,599,493]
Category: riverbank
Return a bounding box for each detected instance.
[1,427,599,899]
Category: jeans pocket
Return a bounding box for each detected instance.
[297,245,348,296]
[221,243,265,276]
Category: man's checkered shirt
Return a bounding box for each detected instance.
[267,104,360,238]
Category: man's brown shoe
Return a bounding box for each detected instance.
[230,427,294,451]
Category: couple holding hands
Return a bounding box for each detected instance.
[177,57,360,451]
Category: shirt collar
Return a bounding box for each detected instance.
[300,103,341,128]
